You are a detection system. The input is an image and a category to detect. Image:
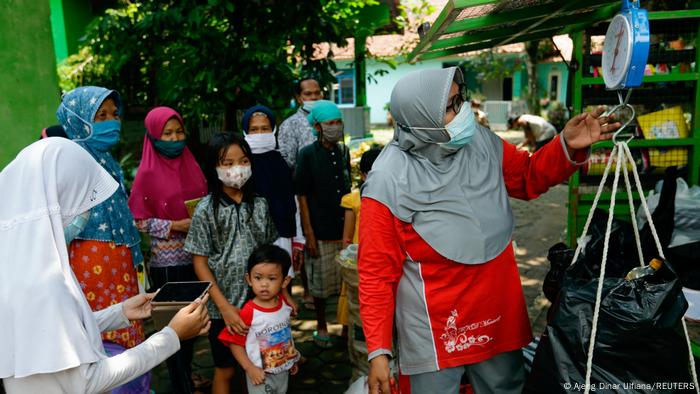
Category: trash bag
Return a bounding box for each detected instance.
[638,170,700,249]
[542,211,642,324]
[345,376,368,394]
[573,209,641,280]
[543,243,574,303]
[636,167,700,289]
[525,248,693,393]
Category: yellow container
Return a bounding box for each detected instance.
[637,106,689,139]
[584,149,634,176]
[648,147,688,168]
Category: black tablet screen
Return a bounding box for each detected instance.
[153,281,211,302]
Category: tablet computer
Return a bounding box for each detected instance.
[151,281,211,330]
[152,281,212,303]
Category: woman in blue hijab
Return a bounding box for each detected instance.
[56,86,150,393]
[242,105,301,311]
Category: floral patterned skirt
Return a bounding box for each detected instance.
[69,240,145,349]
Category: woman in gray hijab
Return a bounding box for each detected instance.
[357,67,618,394]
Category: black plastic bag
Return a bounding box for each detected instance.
[638,167,700,290]
[526,249,693,393]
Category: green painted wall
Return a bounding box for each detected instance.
[50,0,94,63]
[537,62,569,102]
[513,69,523,99]
[62,0,93,56]
[0,0,60,168]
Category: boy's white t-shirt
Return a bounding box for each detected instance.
[218,295,300,374]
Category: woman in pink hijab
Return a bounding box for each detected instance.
[128,106,208,393]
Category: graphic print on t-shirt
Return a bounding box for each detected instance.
[257,322,299,373]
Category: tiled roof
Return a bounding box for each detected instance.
[313,0,572,62]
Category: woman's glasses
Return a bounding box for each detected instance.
[446,84,469,114]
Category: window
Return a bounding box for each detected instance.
[333,70,355,106]
[502,77,513,101]
[550,74,559,100]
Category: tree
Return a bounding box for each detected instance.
[524,38,559,115]
[59,0,380,130]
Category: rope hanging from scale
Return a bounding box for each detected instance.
[572,97,699,393]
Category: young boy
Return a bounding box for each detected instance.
[295,100,351,348]
[341,147,382,248]
[218,245,300,394]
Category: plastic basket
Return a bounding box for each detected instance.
[638,106,689,139]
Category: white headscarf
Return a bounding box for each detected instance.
[0,138,119,378]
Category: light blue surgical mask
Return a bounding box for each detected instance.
[64,211,91,244]
[59,103,122,151]
[302,100,316,113]
[90,120,122,151]
[443,106,477,148]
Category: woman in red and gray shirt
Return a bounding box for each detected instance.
[358,67,619,394]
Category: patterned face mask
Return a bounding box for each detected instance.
[216,165,252,189]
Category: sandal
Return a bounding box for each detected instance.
[313,331,334,349]
[303,300,316,310]
[191,373,211,389]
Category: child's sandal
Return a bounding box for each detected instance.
[312,331,334,349]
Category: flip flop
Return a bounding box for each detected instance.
[313,331,334,349]
[191,373,211,389]
[303,300,316,310]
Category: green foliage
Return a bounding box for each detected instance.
[462,50,525,81]
[543,100,569,131]
[59,0,382,130]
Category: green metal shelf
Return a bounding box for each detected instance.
[648,10,700,20]
[581,73,699,85]
[568,12,700,247]
[592,138,700,149]
[578,192,641,202]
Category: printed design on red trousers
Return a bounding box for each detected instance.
[440,310,501,353]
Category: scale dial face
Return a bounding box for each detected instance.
[602,14,634,89]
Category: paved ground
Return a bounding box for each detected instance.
[149,130,574,393]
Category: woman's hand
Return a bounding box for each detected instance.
[306,234,319,258]
[221,303,248,335]
[368,355,395,394]
[287,295,299,317]
[290,363,299,375]
[122,293,154,321]
[562,106,621,150]
[168,294,211,340]
[246,366,266,386]
[292,248,305,272]
[171,218,192,233]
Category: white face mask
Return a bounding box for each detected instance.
[245,132,276,154]
[216,165,252,189]
[302,100,316,112]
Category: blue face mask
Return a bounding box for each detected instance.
[90,120,122,151]
[443,106,477,148]
[59,103,121,151]
[64,211,91,244]
[148,134,186,158]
